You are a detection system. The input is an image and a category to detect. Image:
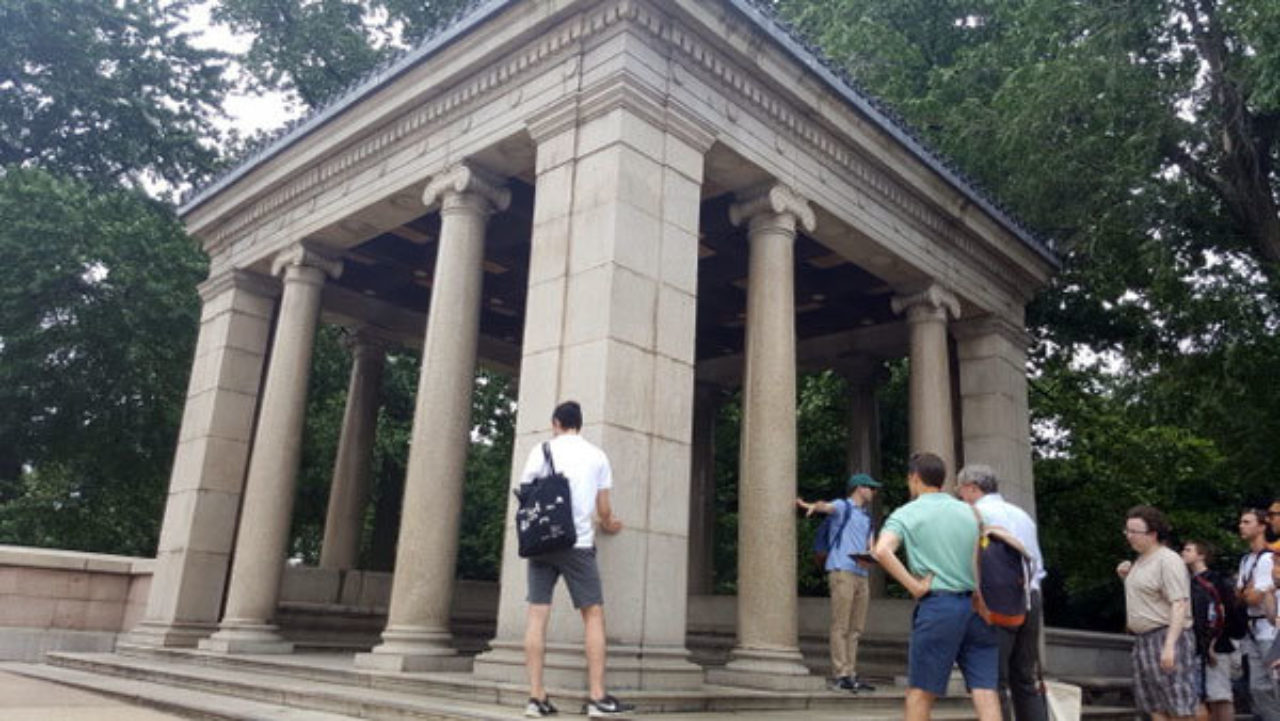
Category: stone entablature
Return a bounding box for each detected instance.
[184,0,1052,324]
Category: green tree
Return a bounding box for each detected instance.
[774,0,1280,626]
[0,0,227,188]
[0,167,206,555]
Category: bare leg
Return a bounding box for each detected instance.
[1208,700,1235,721]
[524,604,552,700]
[971,688,1002,721]
[582,604,607,700]
[905,687,936,721]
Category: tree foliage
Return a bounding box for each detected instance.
[0,167,206,555]
[775,0,1280,627]
[0,0,227,188]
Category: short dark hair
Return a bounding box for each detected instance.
[1243,508,1269,526]
[1126,505,1171,542]
[908,452,947,489]
[1184,539,1215,565]
[552,401,583,431]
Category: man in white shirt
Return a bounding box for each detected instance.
[956,465,1048,721]
[1235,509,1280,720]
[519,401,630,719]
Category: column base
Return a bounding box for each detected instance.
[120,620,217,649]
[198,621,294,655]
[353,626,472,673]
[473,640,704,691]
[708,646,823,690]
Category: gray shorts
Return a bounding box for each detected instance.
[527,547,603,608]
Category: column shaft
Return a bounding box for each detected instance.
[319,334,387,570]
[687,383,720,596]
[893,286,960,484]
[201,245,340,654]
[356,164,508,672]
[714,185,821,690]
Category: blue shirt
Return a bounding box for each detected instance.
[824,499,873,575]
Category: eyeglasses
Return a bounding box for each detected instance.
[1122,528,1153,536]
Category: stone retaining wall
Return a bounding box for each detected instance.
[0,545,153,661]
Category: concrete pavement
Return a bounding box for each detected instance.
[0,669,190,721]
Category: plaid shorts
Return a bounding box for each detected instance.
[1132,627,1198,716]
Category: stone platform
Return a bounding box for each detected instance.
[0,648,1138,720]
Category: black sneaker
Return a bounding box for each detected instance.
[584,694,634,718]
[827,675,854,691]
[850,675,876,693]
[525,696,558,718]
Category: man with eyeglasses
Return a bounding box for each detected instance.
[1116,505,1197,721]
[1235,509,1280,720]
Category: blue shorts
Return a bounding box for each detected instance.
[908,592,999,695]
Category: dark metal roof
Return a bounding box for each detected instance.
[182,0,1059,270]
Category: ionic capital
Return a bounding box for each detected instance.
[342,326,396,362]
[891,284,960,324]
[728,183,817,233]
[270,242,344,281]
[422,163,511,215]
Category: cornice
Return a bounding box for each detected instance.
[951,314,1034,349]
[198,0,638,255]
[197,268,281,303]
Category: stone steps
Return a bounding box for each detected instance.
[43,649,966,716]
[27,650,1139,721]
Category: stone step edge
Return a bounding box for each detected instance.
[99,647,929,705]
[32,654,1139,721]
[44,653,529,720]
[46,651,954,714]
[0,661,363,721]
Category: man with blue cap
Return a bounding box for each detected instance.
[797,472,882,692]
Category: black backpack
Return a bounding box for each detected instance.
[514,442,577,558]
[970,507,1030,628]
[1190,572,1227,654]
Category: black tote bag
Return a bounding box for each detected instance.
[514,442,577,558]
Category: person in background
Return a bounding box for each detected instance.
[1235,509,1279,720]
[1116,505,1197,721]
[872,452,1000,721]
[1180,540,1236,721]
[797,473,881,693]
[956,465,1048,721]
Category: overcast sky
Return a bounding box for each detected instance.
[182,1,301,138]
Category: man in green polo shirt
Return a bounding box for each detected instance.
[872,452,1000,721]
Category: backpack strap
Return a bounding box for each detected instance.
[541,441,557,476]
[969,504,985,593]
[825,499,856,559]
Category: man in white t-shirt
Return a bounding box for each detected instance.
[1235,509,1280,720]
[956,465,1048,721]
[520,401,631,719]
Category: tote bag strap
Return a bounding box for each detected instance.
[541,441,558,476]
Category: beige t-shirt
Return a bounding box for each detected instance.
[1124,545,1192,634]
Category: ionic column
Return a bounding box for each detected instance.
[355,163,509,672]
[687,382,722,596]
[891,285,961,484]
[200,243,342,654]
[124,269,277,649]
[953,314,1036,514]
[715,184,820,689]
[318,330,389,571]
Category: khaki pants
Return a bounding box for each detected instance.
[828,570,870,677]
